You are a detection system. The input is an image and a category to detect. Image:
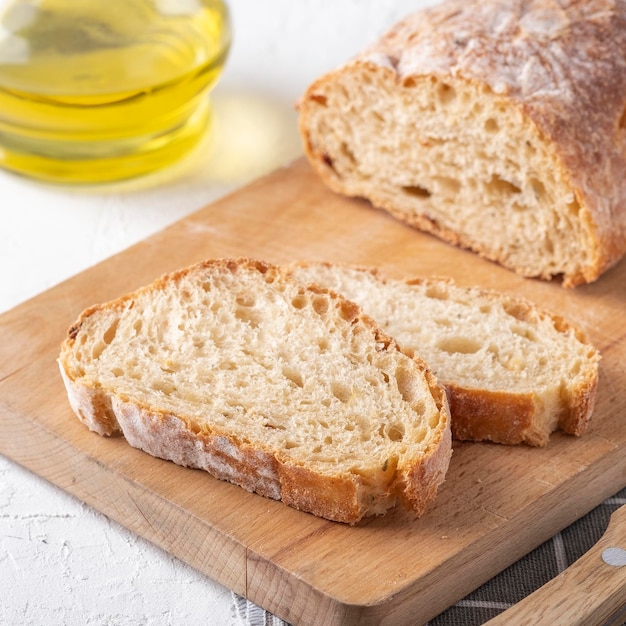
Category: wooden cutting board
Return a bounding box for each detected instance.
[1,158,625,625]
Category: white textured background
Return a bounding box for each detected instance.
[0,2,432,625]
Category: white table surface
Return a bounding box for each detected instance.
[0,2,433,624]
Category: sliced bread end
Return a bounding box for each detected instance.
[58,258,452,523]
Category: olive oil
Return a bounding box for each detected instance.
[0,0,231,183]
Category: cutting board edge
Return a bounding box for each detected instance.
[0,395,249,597]
[1,345,625,625]
[222,432,626,626]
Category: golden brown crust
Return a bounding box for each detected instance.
[299,0,626,286]
[58,365,121,436]
[400,424,453,515]
[446,383,539,445]
[278,463,371,524]
[557,362,600,437]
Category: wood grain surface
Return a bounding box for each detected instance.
[0,158,625,625]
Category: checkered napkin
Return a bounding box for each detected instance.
[232,486,626,625]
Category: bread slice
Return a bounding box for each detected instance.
[297,0,626,287]
[289,262,600,447]
[58,258,452,523]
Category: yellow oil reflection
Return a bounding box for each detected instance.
[85,88,304,194]
[200,88,304,184]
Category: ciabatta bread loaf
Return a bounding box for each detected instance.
[298,0,626,287]
[58,258,452,523]
[290,262,600,446]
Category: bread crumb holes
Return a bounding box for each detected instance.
[402,184,431,199]
[331,381,352,403]
[436,336,481,355]
[484,118,499,133]
[437,82,456,105]
[291,294,307,309]
[380,422,405,442]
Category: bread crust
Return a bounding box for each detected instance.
[447,384,541,446]
[58,257,452,524]
[299,0,626,286]
[59,360,451,525]
[446,381,598,447]
[557,362,600,437]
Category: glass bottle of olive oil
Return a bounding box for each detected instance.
[0,0,231,184]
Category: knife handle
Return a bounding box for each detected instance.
[484,505,626,626]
